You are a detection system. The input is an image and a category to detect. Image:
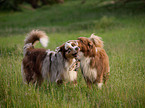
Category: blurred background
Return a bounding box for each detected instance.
[0,0,145,37]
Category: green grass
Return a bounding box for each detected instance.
[0,0,145,107]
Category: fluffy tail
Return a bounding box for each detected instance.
[25,30,49,47]
[23,30,49,56]
[89,34,103,48]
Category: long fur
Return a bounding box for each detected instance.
[89,34,104,48]
[21,30,79,86]
[75,34,109,89]
[25,30,49,47]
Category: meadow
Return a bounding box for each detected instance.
[0,0,145,107]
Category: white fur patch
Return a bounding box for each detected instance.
[96,48,98,52]
[63,58,77,82]
[98,83,103,89]
[55,47,60,52]
[79,52,97,82]
[63,71,77,82]
[40,37,49,47]
[65,42,71,50]
[65,41,78,51]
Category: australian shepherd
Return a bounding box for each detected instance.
[69,34,110,89]
[21,30,80,86]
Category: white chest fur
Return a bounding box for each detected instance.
[63,58,77,82]
[79,52,97,82]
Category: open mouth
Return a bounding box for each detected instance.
[72,53,77,57]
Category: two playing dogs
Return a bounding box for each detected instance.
[21,30,109,88]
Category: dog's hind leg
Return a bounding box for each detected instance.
[103,71,110,85]
[96,73,104,89]
[85,78,93,89]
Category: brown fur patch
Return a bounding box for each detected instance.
[25,30,48,46]
[22,48,47,85]
[77,37,110,87]
[78,37,97,57]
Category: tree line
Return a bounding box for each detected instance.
[0,0,64,11]
[0,0,144,11]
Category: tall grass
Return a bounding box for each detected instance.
[0,0,145,107]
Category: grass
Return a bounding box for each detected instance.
[0,0,145,107]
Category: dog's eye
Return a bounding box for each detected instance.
[68,48,71,51]
[71,43,75,47]
[80,40,83,43]
[67,48,71,53]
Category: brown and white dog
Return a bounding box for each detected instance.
[21,30,80,86]
[69,34,110,89]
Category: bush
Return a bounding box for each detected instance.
[0,0,21,11]
[0,0,64,11]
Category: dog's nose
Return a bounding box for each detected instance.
[75,47,80,51]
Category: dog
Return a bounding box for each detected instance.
[68,34,110,89]
[21,30,80,86]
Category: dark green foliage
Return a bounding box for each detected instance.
[0,0,64,11]
[0,0,21,11]
[27,0,64,8]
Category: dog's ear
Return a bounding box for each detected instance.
[55,44,65,52]
[78,37,86,44]
[78,37,81,40]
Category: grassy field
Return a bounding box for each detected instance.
[0,0,145,107]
